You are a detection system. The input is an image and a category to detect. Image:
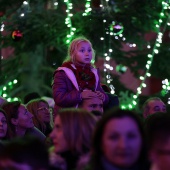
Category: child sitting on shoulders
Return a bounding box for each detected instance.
[52,36,109,114]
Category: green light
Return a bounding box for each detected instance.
[128,104,132,109]
[3,86,7,91]
[13,97,19,101]
[2,94,7,97]
[121,105,126,109]
[7,98,12,102]
[8,82,12,86]
[133,101,137,105]
[13,79,18,84]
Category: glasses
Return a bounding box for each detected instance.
[37,107,49,112]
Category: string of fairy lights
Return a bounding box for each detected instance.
[1,0,170,106]
[64,0,76,44]
[124,1,170,110]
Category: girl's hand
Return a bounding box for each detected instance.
[95,91,105,101]
[81,90,98,99]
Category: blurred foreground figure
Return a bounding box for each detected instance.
[84,108,149,170]
[0,136,50,170]
[145,112,170,170]
[49,108,96,170]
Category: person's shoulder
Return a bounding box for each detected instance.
[26,127,46,141]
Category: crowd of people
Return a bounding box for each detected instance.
[0,36,169,170]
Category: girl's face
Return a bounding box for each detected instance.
[0,112,7,139]
[50,115,68,153]
[37,102,50,123]
[16,105,34,129]
[101,117,142,168]
[75,41,92,65]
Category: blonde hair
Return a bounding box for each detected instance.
[65,36,95,64]
[58,108,97,155]
[26,98,49,133]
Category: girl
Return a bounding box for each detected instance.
[52,36,109,114]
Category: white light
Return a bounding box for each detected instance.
[133,100,137,105]
[162,85,166,89]
[142,83,146,87]
[146,64,150,69]
[110,67,113,70]
[23,1,28,5]
[3,94,7,97]
[154,49,159,54]
[147,60,151,64]
[137,87,141,92]
[20,13,25,17]
[148,54,152,58]
[106,56,110,61]
[146,73,151,77]
[105,64,110,69]
[111,90,115,94]
[140,76,144,80]
[147,45,151,49]
[133,95,137,99]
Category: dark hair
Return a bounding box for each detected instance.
[24,92,41,104]
[2,101,21,135]
[0,108,12,139]
[145,112,170,149]
[89,108,147,170]
[0,136,49,170]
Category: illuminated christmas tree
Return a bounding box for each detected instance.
[0,0,170,111]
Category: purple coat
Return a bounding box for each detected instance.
[52,66,109,113]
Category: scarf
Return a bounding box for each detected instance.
[61,61,96,91]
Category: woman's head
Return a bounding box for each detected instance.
[92,108,145,168]
[50,108,96,155]
[27,99,51,125]
[2,101,34,135]
[67,36,95,65]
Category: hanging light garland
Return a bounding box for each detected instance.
[82,0,92,16]
[64,0,76,44]
[1,79,19,102]
[121,1,170,110]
